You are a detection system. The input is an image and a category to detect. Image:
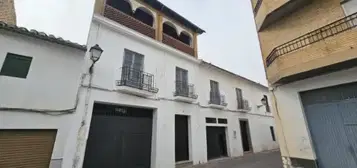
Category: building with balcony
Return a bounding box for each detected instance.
[252,0,357,167]
[60,0,278,168]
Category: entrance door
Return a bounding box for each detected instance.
[239,119,252,152]
[83,103,153,168]
[206,127,228,160]
[301,83,357,168]
[175,115,189,162]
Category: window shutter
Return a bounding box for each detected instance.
[236,88,244,109]
[0,53,32,78]
[133,54,144,70]
[210,80,219,93]
[264,95,271,112]
[123,49,134,68]
[182,69,188,85]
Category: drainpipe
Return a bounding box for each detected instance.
[269,86,291,161]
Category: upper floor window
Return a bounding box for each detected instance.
[264,95,271,112]
[123,49,144,70]
[121,49,145,88]
[0,53,32,79]
[176,67,188,83]
[236,88,244,109]
[270,126,276,141]
[175,67,188,94]
[210,80,219,94]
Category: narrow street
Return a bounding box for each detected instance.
[186,150,282,168]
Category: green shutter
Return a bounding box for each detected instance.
[0,53,33,78]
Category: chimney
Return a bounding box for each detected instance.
[0,0,17,25]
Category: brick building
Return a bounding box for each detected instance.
[252,0,357,168]
[0,0,16,25]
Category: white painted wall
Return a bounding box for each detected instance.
[61,15,278,168]
[0,30,85,168]
[342,0,357,15]
[272,66,357,160]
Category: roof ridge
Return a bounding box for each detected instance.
[0,21,87,51]
[200,60,268,89]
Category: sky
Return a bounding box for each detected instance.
[14,0,267,85]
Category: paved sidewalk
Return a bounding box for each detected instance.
[186,150,283,168]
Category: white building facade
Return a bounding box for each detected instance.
[61,11,278,168]
[0,22,86,168]
[0,0,278,167]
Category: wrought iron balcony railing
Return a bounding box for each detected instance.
[162,33,195,56]
[104,5,156,39]
[174,81,198,99]
[266,12,357,67]
[116,66,158,93]
[209,91,227,106]
[253,0,263,16]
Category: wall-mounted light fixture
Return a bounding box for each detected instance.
[89,44,103,62]
[89,44,103,73]
[257,96,267,108]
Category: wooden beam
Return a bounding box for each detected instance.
[193,33,198,57]
[156,13,163,41]
[94,0,107,15]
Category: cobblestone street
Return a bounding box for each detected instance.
[186,150,282,168]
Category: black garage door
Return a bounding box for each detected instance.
[83,103,153,168]
[206,127,227,160]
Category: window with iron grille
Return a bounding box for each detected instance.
[206,118,217,124]
[175,67,188,95]
[121,49,145,88]
[218,118,228,124]
[236,88,244,109]
[264,95,271,112]
[209,80,220,103]
[0,53,32,78]
[270,126,276,141]
[123,49,144,70]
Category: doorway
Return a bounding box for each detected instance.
[206,126,228,160]
[301,82,357,168]
[83,103,153,168]
[175,115,190,162]
[239,119,253,153]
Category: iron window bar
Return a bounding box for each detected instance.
[254,0,263,16]
[116,66,159,93]
[174,81,198,99]
[209,91,228,106]
[266,12,357,66]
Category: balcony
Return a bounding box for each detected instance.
[253,0,262,16]
[104,5,155,39]
[116,67,158,97]
[163,33,195,56]
[238,99,251,112]
[208,92,227,109]
[174,81,198,103]
[102,3,196,57]
[255,0,311,31]
[266,12,357,84]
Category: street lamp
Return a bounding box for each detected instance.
[89,44,103,62]
[89,44,103,73]
[257,96,267,108]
